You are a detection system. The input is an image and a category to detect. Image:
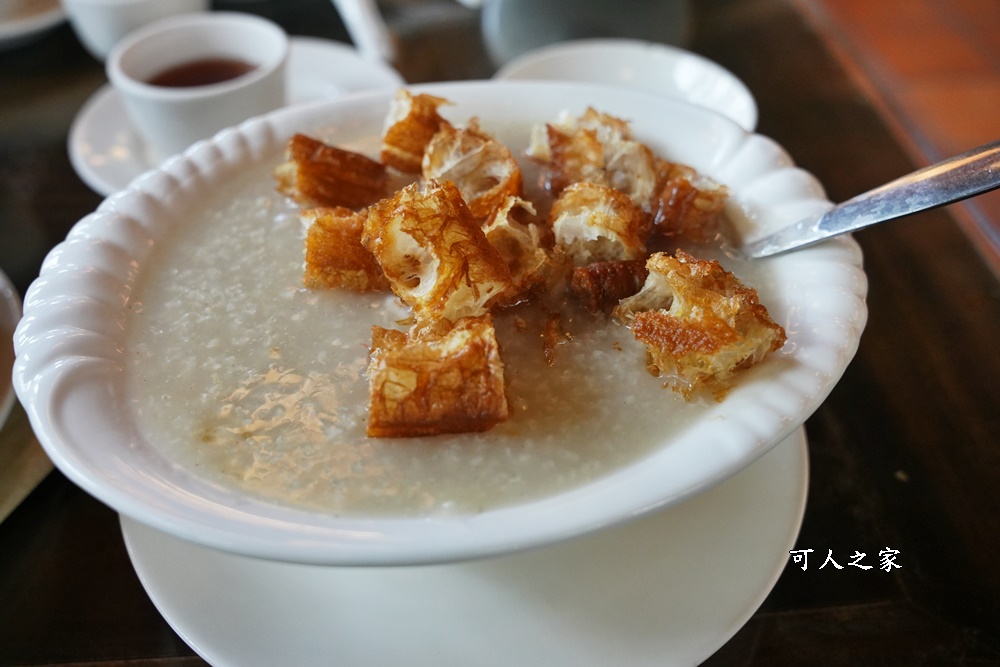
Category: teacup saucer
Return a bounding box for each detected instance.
[0,0,64,52]
[68,36,404,196]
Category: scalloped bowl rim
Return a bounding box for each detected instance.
[12,81,867,565]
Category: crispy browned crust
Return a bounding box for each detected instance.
[381,90,453,174]
[362,179,512,324]
[548,181,649,265]
[275,134,389,210]
[422,119,524,220]
[527,108,658,209]
[366,315,509,437]
[303,207,390,292]
[483,195,554,306]
[618,250,786,399]
[569,259,649,314]
[537,123,605,196]
[651,161,729,243]
[288,94,777,436]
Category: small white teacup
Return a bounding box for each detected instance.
[62,0,211,61]
[106,11,289,162]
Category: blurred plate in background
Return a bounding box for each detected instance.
[495,38,757,131]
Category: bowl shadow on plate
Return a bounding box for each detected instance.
[123,428,804,666]
[402,430,803,663]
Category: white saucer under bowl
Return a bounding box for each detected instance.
[494,38,758,131]
[0,269,20,428]
[122,426,807,667]
[68,35,404,196]
[0,0,64,52]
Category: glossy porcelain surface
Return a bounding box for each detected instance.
[68,36,404,196]
[122,428,808,666]
[14,81,867,565]
[0,0,64,52]
[495,38,757,131]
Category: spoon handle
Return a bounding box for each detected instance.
[744,138,1000,258]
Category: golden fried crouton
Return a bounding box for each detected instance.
[362,180,512,323]
[275,134,389,210]
[303,207,389,292]
[483,195,552,304]
[527,107,633,164]
[610,255,675,322]
[526,107,658,208]
[366,315,508,437]
[652,161,730,243]
[614,251,786,399]
[569,259,649,314]
[422,119,523,220]
[527,120,604,196]
[381,90,453,174]
[548,181,648,266]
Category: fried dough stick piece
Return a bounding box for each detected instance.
[367,315,509,437]
[570,259,649,314]
[275,134,389,209]
[614,251,786,399]
[381,90,453,174]
[548,181,648,265]
[484,195,555,306]
[303,207,389,292]
[362,179,512,325]
[422,119,523,220]
[526,107,658,209]
[651,161,730,243]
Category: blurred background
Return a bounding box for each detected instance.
[2,0,999,299]
[796,0,1000,278]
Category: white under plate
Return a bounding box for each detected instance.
[68,35,404,196]
[0,0,64,52]
[494,38,758,132]
[122,426,807,667]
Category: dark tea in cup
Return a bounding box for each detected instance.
[147,58,256,87]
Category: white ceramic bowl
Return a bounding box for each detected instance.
[495,38,758,131]
[13,81,866,566]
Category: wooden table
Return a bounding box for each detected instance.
[2,0,999,664]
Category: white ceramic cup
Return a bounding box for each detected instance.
[106,11,289,162]
[62,0,211,61]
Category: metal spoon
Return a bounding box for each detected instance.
[742,138,1000,258]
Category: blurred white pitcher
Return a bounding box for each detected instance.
[330,0,689,67]
[475,0,691,66]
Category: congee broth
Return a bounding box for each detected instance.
[123,123,773,517]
